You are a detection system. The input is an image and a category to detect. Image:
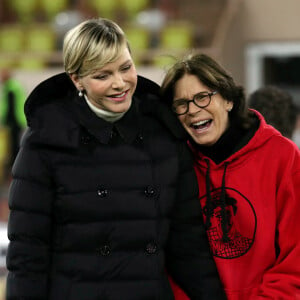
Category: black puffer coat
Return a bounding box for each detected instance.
[6,73,224,300]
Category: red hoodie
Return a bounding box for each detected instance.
[171,111,300,300]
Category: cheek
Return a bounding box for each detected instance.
[87,83,108,96]
[178,116,186,127]
[129,72,138,86]
[216,109,230,129]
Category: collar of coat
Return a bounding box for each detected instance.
[22,72,187,149]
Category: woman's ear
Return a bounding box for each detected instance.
[69,73,82,90]
[226,101,233,112]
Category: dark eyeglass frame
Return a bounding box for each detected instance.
[172,91,218,115]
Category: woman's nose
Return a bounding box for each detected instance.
[112,74,125,89]
[188,100,202,115]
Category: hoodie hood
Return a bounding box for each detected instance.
[191,110,283,169]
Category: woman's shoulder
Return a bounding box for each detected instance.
[135,75,160,97]
[270,134,300,156]
[137,95,187,140]
[134,75,187,139]
[24,72,75,122]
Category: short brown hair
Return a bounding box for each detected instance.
[161,53,252,128]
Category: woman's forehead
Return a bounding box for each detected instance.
[174,75,208,97]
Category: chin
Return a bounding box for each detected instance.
[113,99,132,111]
[116,103,132,113]
[193,136,216,147]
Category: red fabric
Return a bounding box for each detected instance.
[169,276,190,300]
[182,110,300,300]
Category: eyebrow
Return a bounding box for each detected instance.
[120,59,132,66]
[92,59,132,74]
[174,91,211,101]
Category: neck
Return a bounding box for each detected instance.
[193,118,258,164]
[84,95,127,123]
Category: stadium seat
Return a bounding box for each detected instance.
[88,0,119,18]
[121,0,149,18]
[0,25,24,52]
[25,25,56,53]
[160,21,194,50]
[7,0,38,23]
[125,26,150,51]
[39,0,69,20]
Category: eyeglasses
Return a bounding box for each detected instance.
[172,91,218,115]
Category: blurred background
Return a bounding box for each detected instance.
[1,0,300,298]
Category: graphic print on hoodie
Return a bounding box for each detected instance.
[200,186,256,259]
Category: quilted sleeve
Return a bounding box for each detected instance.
[6,131,54,300]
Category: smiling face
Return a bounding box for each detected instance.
[174,74,233,146]
[71,46,137,113]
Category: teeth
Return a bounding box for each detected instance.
[112,92,126,98]
[193,119,209,126]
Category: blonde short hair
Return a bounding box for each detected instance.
[63,18,128,77]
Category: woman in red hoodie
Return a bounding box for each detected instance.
[161,53,300,300]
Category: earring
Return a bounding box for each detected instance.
[78,90,83,97]
[227,104,233,112]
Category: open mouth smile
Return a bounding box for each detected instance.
[108,90,129,101]
[190,119,212,131]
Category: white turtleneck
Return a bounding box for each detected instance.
[84,95,127,123]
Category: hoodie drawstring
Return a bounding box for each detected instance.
[205,159,212,229]
[204,159,230,243]
[220,162,229,242]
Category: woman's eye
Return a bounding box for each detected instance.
[196,94,209,101]
[173,100,188,108]
[121,64,131,71]
[94,74,108,80]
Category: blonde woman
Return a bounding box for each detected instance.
[6,19,224,300]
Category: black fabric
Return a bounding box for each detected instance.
[6,73,225,300]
